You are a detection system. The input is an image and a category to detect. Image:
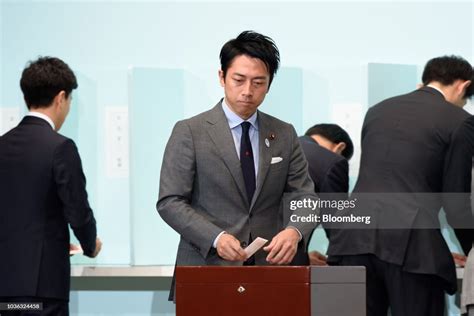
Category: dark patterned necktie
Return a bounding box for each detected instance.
[240,121,256,203]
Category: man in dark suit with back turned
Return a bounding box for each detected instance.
[300,123,353,195]
[0,57,101,315]
[327,55,473,316]
[292,123,354,265]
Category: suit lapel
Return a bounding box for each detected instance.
[250,111,273,211]
[206,103,249,207]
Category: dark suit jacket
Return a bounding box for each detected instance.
[299,135,349,194]
[457,116,474,157]
[291,135,349,265]
[0,116,97,300]
[327,87,473,294]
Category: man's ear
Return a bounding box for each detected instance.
[459,80,472,97]
[218,70,225,87]
[53,91,66,110]
[334,142,346,156]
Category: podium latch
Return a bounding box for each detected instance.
[237,286,246,293]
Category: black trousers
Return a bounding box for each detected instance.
[0,297,68,316]
[331,254,445,316]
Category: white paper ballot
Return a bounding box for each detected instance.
[244,237,268,259]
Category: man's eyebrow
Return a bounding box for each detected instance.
[232,73,267,80]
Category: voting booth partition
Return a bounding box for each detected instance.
[176,266,366,316]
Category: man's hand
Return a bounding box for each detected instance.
[216,233,247,262]
[309,251,327,266]
[69,243,82,256]
[264,228,300,265]
[88,238,102,258]
[452,252,467,267]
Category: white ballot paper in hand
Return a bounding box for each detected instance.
[244,237,268,259]
[69,245,84,255]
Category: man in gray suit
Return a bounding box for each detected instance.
[157,31,318,298]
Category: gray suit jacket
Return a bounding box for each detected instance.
[157,101,318,268]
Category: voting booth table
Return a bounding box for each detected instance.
[176,266,366,316]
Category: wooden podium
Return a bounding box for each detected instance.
[176,266,311,316]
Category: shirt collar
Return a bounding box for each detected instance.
[426,84,446,98]
[26,111,55,130]
[222,98,258,130]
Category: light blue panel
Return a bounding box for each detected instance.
[308,227,329,256]
[58,72,93,210]
[302,70,330,131]
[58,72,100,265]
[440,213,463,253]
[260,67,303,134]
[60,89,80,145]
[440,210,463,316]
[1,58,22,109]
[129,68,184,265]
[70,291,175,316]
[183,72,214,118]
[368,63,418,106]
[94,68,131,265]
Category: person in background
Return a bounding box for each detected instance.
[292,123,354,265]
[327,55,473,316]
[0,57,101,316]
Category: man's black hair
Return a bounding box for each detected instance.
[422,55,473,99]
[305,123,354,160]
[220,30,280,87]
[20,56,78,109]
